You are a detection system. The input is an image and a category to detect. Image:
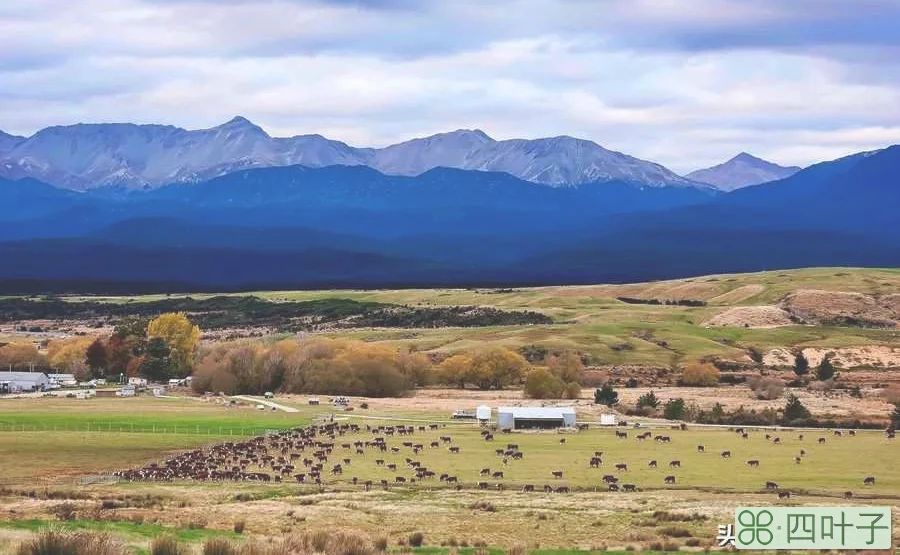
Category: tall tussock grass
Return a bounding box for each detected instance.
[203,530,375,555]
[15,530,126,555]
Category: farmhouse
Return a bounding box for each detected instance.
[0,371,50,393]
[496,407,576,430]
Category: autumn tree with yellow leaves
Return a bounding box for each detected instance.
[147,312,200,376]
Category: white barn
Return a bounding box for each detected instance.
[0,372,50,393]
[496,407,576,430]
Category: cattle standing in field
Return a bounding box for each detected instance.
[480,468,491,476]
[615,463,628,471]
[800,449,806,457]
[834,430,843,436]
[543,485,553,493]
[622,484,636,492]
[849,430,856,436]
[844,491,853,499]
[864,476,876,485]
[721,451,731,458]
[478,482,489,490]
[551,470,563,479]
[491,471,504,479]
[778,491,791,499]
[798,434,804,441]
[648,460,657,468]
[594,451,603,458]
[590,457,602,468]
[669,460,681,468]
[742,432,749,439]
[765,481,778,490]
[616,431,628,439]
[664,475,676,484]
[747,460,760,467]
[818,437,826,444]
[559,438,566,444]
[522,484,535,492]
[602,475,618,484]
[697,445,705,453]
[448,446,460,454]
[773,437,781,444]
[794,457,801,464]
[608,484,619,491]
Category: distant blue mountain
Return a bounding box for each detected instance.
[0,146,897,291]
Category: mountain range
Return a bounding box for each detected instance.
[686,152,802,191]
[0,117,721,191]
[0,135,897,292]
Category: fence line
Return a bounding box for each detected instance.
[0,422,299,436]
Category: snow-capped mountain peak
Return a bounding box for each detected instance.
[0,118,706,191]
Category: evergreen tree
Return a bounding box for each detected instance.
[816,355,836,381]
[783,394,811,422]
[793,351,809,376]
[140,337,172,381]
[663,398,686,420]
[594,383,619,406]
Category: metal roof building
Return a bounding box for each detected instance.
[496,406,576,430]
[0,372,50,393]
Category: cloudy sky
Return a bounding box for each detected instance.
[2,0,899,173]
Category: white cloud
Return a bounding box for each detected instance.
[1,0,899,174]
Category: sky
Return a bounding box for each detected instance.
[1,0,900,173]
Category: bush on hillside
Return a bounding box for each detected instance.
[680,363,721,387]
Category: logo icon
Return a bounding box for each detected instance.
[737,509,774,546]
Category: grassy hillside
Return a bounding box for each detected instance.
[39,267,900,367]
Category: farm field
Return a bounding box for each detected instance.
[1,394,899,553]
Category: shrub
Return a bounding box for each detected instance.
[625,377,639,388]
[233,519,246,534]
[680,363,720,387]
[636,391,660,409]
[748,377,784,400]
[594,383,618,406]
[374,537,388,552]
[149,536,188,555]
[523,369,566,399]
[16,530,126,555]
[202,538,238,555]
[469,501,497,512]
[564,382,582,400]
[658,526,693,538]
[408,532,424,547]
[50,502,77,521]
[663,398,686,421]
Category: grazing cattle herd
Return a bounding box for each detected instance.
[113,420,892,499]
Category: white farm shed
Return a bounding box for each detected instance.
[0,372,50,392]
[476,405,492,422]
[497,407,576,430]
[600,414,618,426]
